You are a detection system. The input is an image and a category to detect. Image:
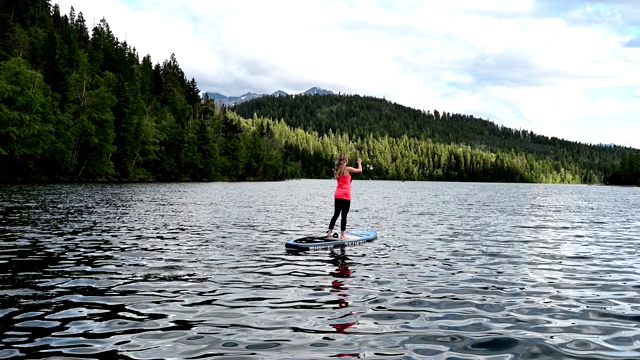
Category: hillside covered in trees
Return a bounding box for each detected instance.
[1,0,638,185]
[233,94,640,185]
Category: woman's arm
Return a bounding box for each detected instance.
[345,159,363,174]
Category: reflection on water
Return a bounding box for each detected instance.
[329,248,356,334]
[0,181,639,359]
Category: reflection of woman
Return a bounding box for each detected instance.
[329,247,356,333]
[326,153,362,239]
[330,248,352,279]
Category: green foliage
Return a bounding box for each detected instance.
[608,152,640,186]
[65,52,116,178]
[0,57,73,180]
[233,94,636,183]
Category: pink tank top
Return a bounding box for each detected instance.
[334,172,352,200]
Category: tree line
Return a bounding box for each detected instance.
[1,0,638,185]
[233,94,640,185]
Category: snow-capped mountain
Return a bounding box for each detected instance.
[204,92,262,104]
[204,87,334,106]
[302,87,333,95]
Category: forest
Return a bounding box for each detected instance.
[233,94,640,185]
[1,0,639,185]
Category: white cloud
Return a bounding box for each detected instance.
[53,0,640,148]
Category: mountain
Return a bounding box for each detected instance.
[232,92,639,182]
[302,87,333,95]
[204,91,262,106]
[203,87,334,106]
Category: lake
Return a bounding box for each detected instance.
[0,180,639,359]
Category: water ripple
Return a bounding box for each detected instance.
[0,181,639,359]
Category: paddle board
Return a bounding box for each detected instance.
[285,229,377,251]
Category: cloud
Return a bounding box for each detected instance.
[52,0,640,148]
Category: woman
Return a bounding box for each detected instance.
[326,153,362,239]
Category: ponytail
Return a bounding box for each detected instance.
[333,153,348,179]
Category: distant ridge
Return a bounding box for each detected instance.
[302,87,333,96]
[203,87,334,106]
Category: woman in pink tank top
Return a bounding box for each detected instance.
[326,153,362,239]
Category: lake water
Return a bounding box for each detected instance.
[0,180,639,359]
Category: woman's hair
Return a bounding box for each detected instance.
[333,153,348,179]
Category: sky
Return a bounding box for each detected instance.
[53,0,640,149]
